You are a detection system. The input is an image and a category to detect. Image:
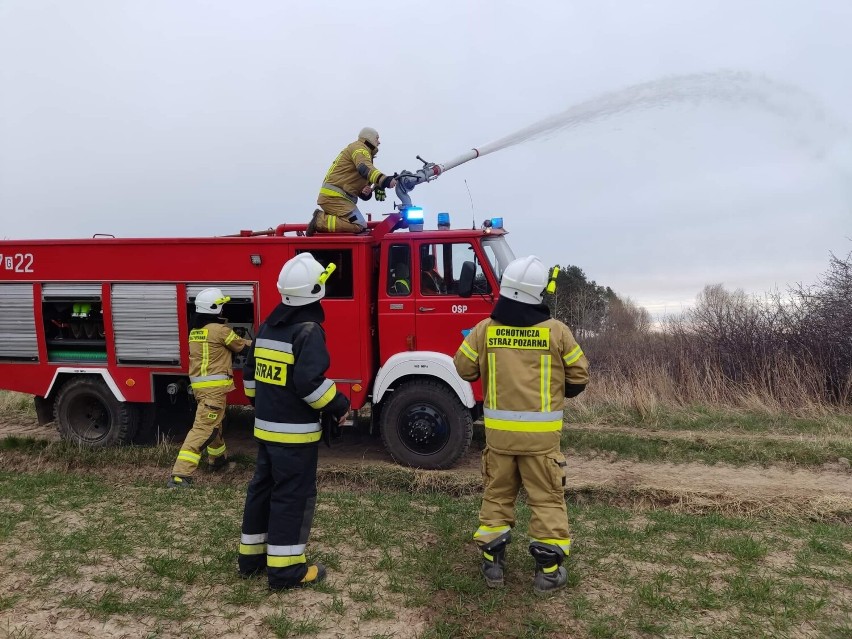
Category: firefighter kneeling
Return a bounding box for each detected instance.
[237,253,349,590]
[168,288,250,488]
[453,256,590,595]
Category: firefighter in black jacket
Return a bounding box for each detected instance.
[237,253,350,590]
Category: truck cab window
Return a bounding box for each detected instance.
[419,243,489,296]
[297,249,353,298]
[387,244,412,296]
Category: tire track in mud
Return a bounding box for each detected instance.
[1,414,850,520]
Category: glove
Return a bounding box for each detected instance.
[565,383,586,399]
[374,188,386,202]
[380,173,398,190]
[322,411,341,448]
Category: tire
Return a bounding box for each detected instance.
[379,380,473,469]
[54,378,138,447]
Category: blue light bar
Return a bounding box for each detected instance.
[404,206,424,222]
[491,217,503,229]
[437,212,450,229]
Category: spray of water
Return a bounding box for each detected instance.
[474,70,849,161]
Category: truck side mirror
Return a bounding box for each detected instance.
[458,261,475,298]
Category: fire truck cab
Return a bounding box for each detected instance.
[0,212,515,469]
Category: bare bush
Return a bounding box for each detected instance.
[579,252,852,412]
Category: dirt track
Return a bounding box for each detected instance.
[3,413,851,520]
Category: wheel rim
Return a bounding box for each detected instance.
[66,394,113,444]
[396,402,450,456]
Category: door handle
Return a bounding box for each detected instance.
[418,307,435,312]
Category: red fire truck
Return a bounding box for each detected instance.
[0,211,515,468]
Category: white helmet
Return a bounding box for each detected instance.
[195,287,230,314]
[277,253,334,306]
[500,256,549,305]
[358,126,380,148]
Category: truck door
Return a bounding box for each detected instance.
[377,242,415,364]
[414,241,494,355]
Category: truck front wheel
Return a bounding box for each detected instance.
[54,378,138,447]
[380,380,472,469]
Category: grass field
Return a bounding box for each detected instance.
[1,390,851,638]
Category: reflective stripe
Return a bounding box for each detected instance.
[540,354,552,413]
[542,564,558,573]
[191,380,232,388]
[190,375,230,382]
[320,182,357,204]
[255,418,321,434]
[255,338,293,353]
[328,215,336,232]
[352,148,371,162]
[483,409,564,432]
[267,544,306,555]
[244,387,256,398]
[267,553,306,568]
[531,537,572,554]
[487,353,497,410]
[368,168,381,183]
[254,347,295,364]
[177,450,201,464]
[303,379,336,408]
[254,429,322,444]
[473,524,511,540]
[190,376,232,389]
[459,341,478,362]
[239,543,266,555]
[207,444,226,457]
[201,341,209,377]
[224,331,239,346]
[243,380,256,389]
[241,532,268,544]
[563,345,583,365]
[483,409,564,422]
[254,419,322,444]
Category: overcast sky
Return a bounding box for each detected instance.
[1,1,851,315]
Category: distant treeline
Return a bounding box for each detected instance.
[547,253,852,409]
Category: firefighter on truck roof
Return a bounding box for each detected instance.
[453,255,590,595]
[237,253,350,590]
[168,288,250,489]
[307,127,398,235]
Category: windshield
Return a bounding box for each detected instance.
[481,236,515,283]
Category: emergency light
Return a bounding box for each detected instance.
[437,212,450,230]
[491,217,503,229]
[402,206,424,232]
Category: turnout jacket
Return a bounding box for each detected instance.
[453,298,590,455]
[317,140,392,217]
[243,302,349,446]
[188,319,249,393]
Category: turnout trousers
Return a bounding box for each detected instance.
[238,442,319,589]
[474,446,572,557]
[171,389,228,478]
[312,201,365,234]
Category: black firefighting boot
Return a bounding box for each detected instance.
[167,475,193,489]
[269,563,327,591]
[480,532,511,588]
[208,455,230,472]
[530,542,568,596]
[306,209,321,236]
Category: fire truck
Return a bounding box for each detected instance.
[0,202,515,469]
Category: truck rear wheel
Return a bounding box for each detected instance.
[54,378,138,447]
[380,380,472,469]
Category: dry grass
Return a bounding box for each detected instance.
[0,391,34,416]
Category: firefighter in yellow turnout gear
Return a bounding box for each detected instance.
[453,256,590,594]
[168,288,250,488]
[307,127,398,235]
